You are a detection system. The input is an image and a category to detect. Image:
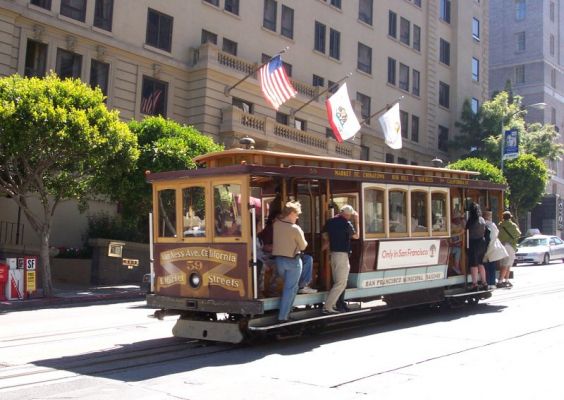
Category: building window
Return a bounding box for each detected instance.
[224,0,239,15]
[550,35,555,56]
[398,157,408,165]
[515,65,525,84]
[411,115,419,142]
[141,76,167,116]
[400,110,409,138]
[440,0,451,23]
[146,8,173,52]
[30,0,51,10]
[550,1,555,21]
[313,74,324,87]
[93,0,113,31]
[357,92,371,125]
[472,18,480,40]
[400,17,410,46]
[439,81,450,108]
[276,111,289,125]
[438,125,449,152]
[516,31,526,51]
[328,80,338,94]
[294,118,306,131]
[204,0,219,5]
[314,21,326,53]
[413,24,421,51]
[471,98,479,114]
[201,29,217,45]
[90,59,109,97]
[24,39,47,78]
[472,57,480,82]
[414,0,422,7]
[60,0,86,22]
[222,38,237,56]
[412,69,420,96]
[281,5,294,39]
[399,63,409,91]
[388,10,397,38]
[551,107,556,125]
[515,0,526,21]
[359,0,373,25]
[330,0,341,9]
[329,29,340,60]
[360,145,369,161]
[263,0,277,31]
[357,42,372,74]
[551,69,556,88]
[388,57,396,85]
[55,48,82,79]
[326,127,334,138]
[440,39,450,65]
[232,97,252,113]
[385,153,395,163]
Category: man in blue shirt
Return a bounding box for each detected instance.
[321,204,359,314]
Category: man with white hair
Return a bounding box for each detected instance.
[321,204,360,314]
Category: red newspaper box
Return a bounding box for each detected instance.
[0,263,8,301]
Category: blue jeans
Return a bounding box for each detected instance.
[484,261,497,285]
[275,256,303,321]
[299,254,313,288]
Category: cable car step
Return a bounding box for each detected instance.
[248,308,372,331]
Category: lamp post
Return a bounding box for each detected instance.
[500,102,546,173]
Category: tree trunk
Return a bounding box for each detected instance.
[40,227,53,297]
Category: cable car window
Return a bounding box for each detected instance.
[364,187,384,234]
[389,189,407,233]
[332,194,358,214]
[431,191,447,233]
[158,189,177,237]
[411,190,428,232]
[183,186,206,237]
[214,184,242,237]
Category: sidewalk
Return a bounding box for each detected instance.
[0,283,146,311]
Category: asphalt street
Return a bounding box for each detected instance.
[1,262,563,400]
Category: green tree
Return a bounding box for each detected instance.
[504,154,549,220]
[455,91,563,165]
[0,74,138,296]
[446,157,506,185]
[121,116,223,238]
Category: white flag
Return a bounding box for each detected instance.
[378,103,402,149]
[325,83,361,143]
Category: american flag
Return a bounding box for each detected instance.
[259,55,297,110]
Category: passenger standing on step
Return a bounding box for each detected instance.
[465,202,489,291]
[321,204,359,314]
[497,211,521,288]
[482,210,508,289]
[272,201,317,322]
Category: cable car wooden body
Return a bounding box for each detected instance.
[146,148,504,343]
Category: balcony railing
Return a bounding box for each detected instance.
[0,220,25,246]
[221,105,356,157]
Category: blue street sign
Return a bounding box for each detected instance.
[503,129,519,160]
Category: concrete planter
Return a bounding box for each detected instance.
[51,258,92,286]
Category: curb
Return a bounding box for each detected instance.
[0,291,146,311]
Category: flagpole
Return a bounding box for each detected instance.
[359,95,404,126]
[224,46,290,96]
[290,72,352,116]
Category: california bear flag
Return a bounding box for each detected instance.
[325,83,361,143]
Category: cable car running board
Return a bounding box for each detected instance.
[248,308,372,331]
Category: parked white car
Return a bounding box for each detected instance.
[515,235,564,265]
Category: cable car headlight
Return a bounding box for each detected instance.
[189,272,202,289]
